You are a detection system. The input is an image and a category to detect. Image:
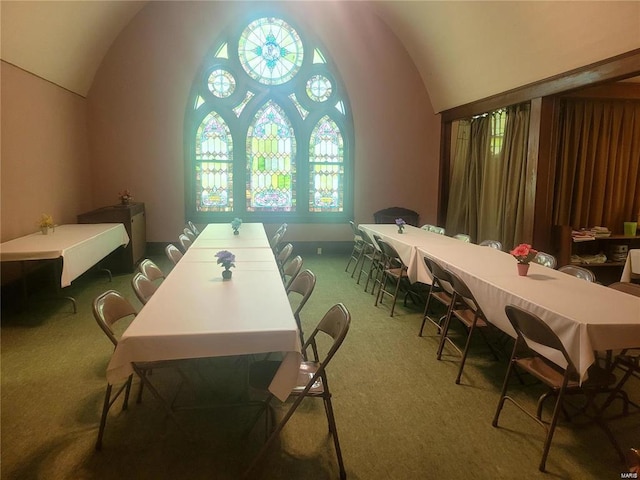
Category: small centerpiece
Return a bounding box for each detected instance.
[510,243,538,276]
[215,250,236,280]
[231,217,243,235]
[395,218,406,234]
[118,189,133,205]
[38,213,54,235]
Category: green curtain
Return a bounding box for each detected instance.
[446,103,530,249]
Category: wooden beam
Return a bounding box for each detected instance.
[441,49,640,122]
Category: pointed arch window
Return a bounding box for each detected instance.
[186,14,353,223]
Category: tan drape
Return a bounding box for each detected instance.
[553,99,640,232]
[446,103,530,249]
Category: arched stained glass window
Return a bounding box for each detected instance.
[247,101,296,211]
[186,14,353,223]
[195,112,233,212]
[309,116,343,212]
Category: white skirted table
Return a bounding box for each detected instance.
[107,223,301,402]
[0,223,130,311]
[359,224,640,383]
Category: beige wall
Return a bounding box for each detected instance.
[87,1,441,242]
[1,62,92,242]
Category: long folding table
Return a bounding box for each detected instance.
[106,223,301,402]
[0,223,130,311]
[359,224,640,382]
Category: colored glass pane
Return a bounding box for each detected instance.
[194,95,205,109]
[238,17,303,86]
[215,43,228,59]
[208,69,236,98]
[306,75,332,102]
[313,48,326,64]
[195,112,233,212]
[233,91,255,117]
[288,93,308,119]
[246,101,296,211]
[308,116,343,212]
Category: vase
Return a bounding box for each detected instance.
[40,226,49,235]
[233,229,239,235]
[517,263,530,276]
[121,198,130,206]
[398,228,404,234]
[222,269,232,280]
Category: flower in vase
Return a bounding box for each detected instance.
[118,189,133,204]
[215,250,236,270]
[510,243,538,264]
[395,218,406,232]
[38,213,54,229]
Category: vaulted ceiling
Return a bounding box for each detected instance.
[2,1,639,112]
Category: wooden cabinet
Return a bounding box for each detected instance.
[553,225,640,284]
[77,203,146,272]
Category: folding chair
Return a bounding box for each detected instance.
[437,269,500,384]
[419,256,454,337]
[137,258,165,283]
[276,243,294,278]
[187,220,200,236]
[356,228,382,294]
[375,239,410,317]
[178,233,192,252]
[532,251,557,269]
[244,303,351,480]
[492,304,622,471]
[345,221,364,277]
[558,265,596,282]
[282,255,303,291]
[131,272,158,305]
[183,227,196,242]
[453,233,471,242]
[286,269,316,351]
[479,239,503,250]
[165,243,183,265]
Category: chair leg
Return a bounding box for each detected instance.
[323,394,347,480]
[455,319,478,384]
[538,384,568,472]
[95,383,113,451]
[436,301,455,360]
[492,343,519,427]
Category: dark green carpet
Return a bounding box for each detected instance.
[1,253,637,479]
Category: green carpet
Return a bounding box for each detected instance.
[1,253,637,479]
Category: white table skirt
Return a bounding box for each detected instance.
[360,224,640,382]
[0,224,129,287]
[620,249,640,282]
[107,225,300,402]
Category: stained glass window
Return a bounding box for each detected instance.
[238,17,303,86]
[187,14,352,222]
[195,112,233,212]
[309,116,343,212]
[247,101,295,211]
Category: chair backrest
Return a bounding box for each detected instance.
[131,272,158,305]
[479,239,503,250]
[269,231,282,252]
[283,255,303,289]
[423,256,454,294]
[165,243,183,265]
[420,224,434,231]
[377,239,404,268]
[558,265,596,282]
[349,220,361,239]
[187,220,200,236]
[305,303,351,367]
[358,228,376,249]
[609,282,640,297]
[430,226,446,235]
[504,305,573,370]
[183,227,196,242]
[373,207,419,226]
[446,269,481,312]
[93,290,137,347]
[275,223,287,237]
[137,258,165,283]
[287,269,316,325]
[277,243,294,265]
[178,234,192,252]
[454,233,471,242]
[532,251,557,269]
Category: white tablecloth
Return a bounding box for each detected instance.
[107,224,301,401]
[0,224,130,287]
[360,224,640,382]
[621,249,640,282]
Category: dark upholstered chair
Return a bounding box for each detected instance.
[373,206,419,226]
